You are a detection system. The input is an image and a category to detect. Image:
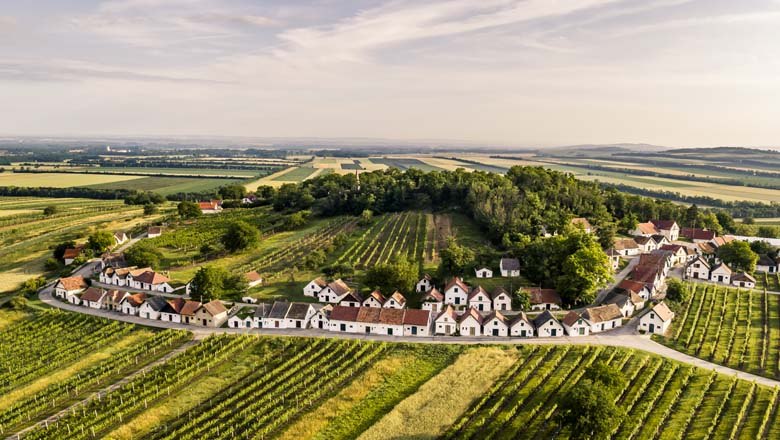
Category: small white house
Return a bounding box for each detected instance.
[120,293,147,316]
[192,301,228,328]
[338,292,363,308]
[710,263,732,284]
[639,301,675,335]
[526,288,562,311]
[491,287,512,312]
[434,305,458,335]
[532,311,564,337]
[318,279,351,303]
[362,290,386,308]
[444,277,469,307]
[244,271,263,288]
[416,274,433,293]
[500,258,521,277]
[139,296,168,320]
[458,307,484,337]
[685,256,711,280]
[383,291,407,309]
[756,255,779,274]
[582,304,623,333]
[309,304,332,330]
[732,272,756,289]
[303,277,328,297]
[468,286,492,312]
[79,287,106,309]
[475,267,493,278]
[160,298,185,323]
[562,311,590,336]
[113,231,129,246]
[483,311,509,336]
[421,288,444,313]
[403,309,431,337]
[54,276,88,300]
[509,313,534,337]
[285,303,318,329]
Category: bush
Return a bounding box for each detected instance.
[177,201,202,219]
[665,279,690,303]
[9,296,29,310]
[43,205,58,216]
[143,204,159,215]
[87,230,115,253]
[221,220,260,252]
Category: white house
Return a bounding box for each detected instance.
[444,277,469,307]
[310,304,332,330]
[633,236,657,253]
[285,303,318,329]
[613,238,641,256]
[732,272,756,289]
[631,220,679,241]
[421,288,444,313]
[525,287,563,311]
[54,276,88,300]
[362,290,386,308]
[500,258,521,277]
[161,298,185,323]
[639,301,674,335]
[104,290,128,311]
[128,270,173,293]
[318,279,351,303]
[241,296,258,304]
[659,244,689,266]
[120,293,147,316]
[79,287,106,309]
[618,279,653,301]
[603,292,638,318]
[403,309,431,337]
[416,274,433,293]
[338,291,363,308]
[264,301,292,329]
[138,296,168,320]
[468,286,492,312]
[562,311,590,336]
[710,263,732,284]
[475,267,493,278]
[509,313,534,337]
[582,304,623,333]
[483,311,509,336]
[303,277,328,297]
[244,271,263,288]
[756,255,779,274]
[458,307,484,337]
[491,287,512,312]
[113,231,129,246]
[370,308,406,336]
[571,217,593,234]
[685,256,711,280]
[67,293,82,305]
[180,301,202,325]
[383,291,407,309]
[198,200,223,214]
[434,305,458,335]
[147,226,163,238]
[328,306,362,334]
[192,301,228,328]
[533,311,564,337]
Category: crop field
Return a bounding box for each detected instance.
[85,176,246,196]
[0,197,165,292]
[7,321,777,440]
[69,167,261,177]
[660,283,780,379]
[0,172,145,188]
[370,158,443,172]
[270,166,319,182]
[337,212,428,269]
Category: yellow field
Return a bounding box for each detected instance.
[0,173,144,187]
[0,209,38,217]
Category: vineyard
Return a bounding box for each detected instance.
[755,272,780,291]
[661,283,780,379]
[337,212,428,268]
[2,310,779,439]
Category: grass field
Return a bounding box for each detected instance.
[4,316,777,440]
[85,176,245,195]
[660,282,780,379]
[71,167,261,177]
[0,172,144,187]
[270,166,319,182]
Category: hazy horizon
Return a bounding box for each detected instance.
[2,0,780,147]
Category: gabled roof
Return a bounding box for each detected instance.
[660,244,685,253]
[422,287,444,302]
[634,222,658,235]
[356,307,381,323]
[180,300,202,316]
[106,290,127,303]
[339,291,363,303]
[509,311,532,328]
[310,277,328,288]
[710,236,735,247]
[603,291,637,308]
[435,304,457,322]
[421,273,433,281]
[101,253,127,268]
[143,295,169,312]
[286,303,312,320]
[57,276,88,291]
[651,234,669,244]
[254,303,272,318]
[582,304,623,323]
[618,279,648,294]
[532,310,558,328]
[244,271,262,282]
[758,254,779,266]
[327,279,351,296]
[650,302,674,322]
[378,308,405,325]
[166,297,186,313]
[633,236,656,246]
[651,219,678,230]
[562,311,582,327]
[122,293,148,307]
[613,238,639,251]
[500,258,520,271]
[686,255,710,270]
[201,300,226,316]
[697,242,716,255]
[389,291,406,306]
[524,287,562,305]
[468,285,489,301]
[331,305,360,322]
[366,290,386,304]
[732,272,756,283]
[680,228,716,241]
[62,247,82,259]
[268,301,290,319]
[484,310,508,325]
[444,277,469,293]
[80,287,105,303]
[711,262,732,274]
[114,231,127,241]
[491,286,510,300]
[403,309,430,326]
[458,307,483,325]
[148,226,162,235]
[133,270,170,285]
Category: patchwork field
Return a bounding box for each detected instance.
[660,283,780,379]
[3,312,778,440]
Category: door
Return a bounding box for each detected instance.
[469,327,475,336]
[550,329,556,337]
[520,330,526,337]
[411,327,417,335]
[649,323,655,333]
[445,324,452,334]
[202,319,207,326]
[493,329,499,336]
[387,328,393,336]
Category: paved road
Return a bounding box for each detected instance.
[38,289,780,387]
[595,256,638,304]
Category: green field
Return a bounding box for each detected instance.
[85,176,246,195]
[3,311,778,440]
[71,167,262,177]
[270,166,319,182]
[660,283,780,379]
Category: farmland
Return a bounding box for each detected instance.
[85,176,247,196]
[0,197,168,292]
[3,313,778,440]
[660,283,780,379]
[0,172,145,188]
[336,212,428,269]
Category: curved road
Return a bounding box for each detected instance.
[39,289,780,388]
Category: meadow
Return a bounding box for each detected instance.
[2,310,778,440]
[660,282,780,379]
[0,172,145,188]
[85,176,247,196]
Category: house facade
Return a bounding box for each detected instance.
[639,302,674,335]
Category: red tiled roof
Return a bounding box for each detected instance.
[634,222,658,235]
[562,311,582,327]
[403,309,430,326]
[389,291,406,306]
[652,302,674,322]
[422,287,444,302]
[245,271,262,282]
[133,270,170,285]
[330,305,360,322]
[180,301,202,316]
[458,307,483,325]
[618,279,647,294]
[356,307,381,323]
[58,276,87,291]
[444,277,468,293]
[378,308,404,325]
[651,219,678,230]
[467,285,489,301]
[124,293,148,307]
[582,304,622,323]
[62,248,81,259]
[680,228,715,241]
[524,287,562,305]
[80,287,105,302]
[203,300,227,316]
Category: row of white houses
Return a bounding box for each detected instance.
[685,256,757,289]
[99,266,174,293]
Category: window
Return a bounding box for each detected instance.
[650,313,655,319]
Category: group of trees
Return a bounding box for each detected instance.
[189,266,247,301]
[363,256,419,295]
[557,361,626,438]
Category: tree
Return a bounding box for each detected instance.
[513,288,531,310]
[43,205,58,216]
[177,201,202,219]
[303,249,327,270]
[596,223,616,249]
[743,217,755,225]
[9,296,28,311]
[221,220,260,252]
[438,237,475,276]
[556,240,611,306]
[684,204,699,227]
[665,278,690,302]
[584,361,625,391]
[125,244,163,268]
[283,211,309,230]
[143,204,159,215]
[87,230,115,253]
[44,257,61,271]
[715,211,736,233]
[717,240,759,272]
[750,241,774,257]
[363,256,418,294]
[218,184,247,200]
[757,226,778,239]
[557,379,623,439]
[359,209,373,226]
[189,266,230,301]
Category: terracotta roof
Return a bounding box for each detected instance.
[244,271,262,282]
[562,311,582,327]
[500,258,521,271]
[680,228,716,241]
[356,307,381,323]
[436,304,457,322]
[58,276,87,291]
[286,303,312,320]
[634,222,658,235]
[697,242,716,254]
[732,272,756,283]
[62,248,81,259]
[582,304,623,323]
[509,312,532,327]
[651,220,678,230]
[618,279,647,294]
[458,307,483,325]
[651,302,674,322]
[711,263,732,274]
[710,236,734,247]
[631,266,661,284]
[444,277,469,293]
[133,270,170,285]
[123,293,148,307]
[525,287,562,306]
[368,290,386,303]
[613,238,639,251]
[327,279,351,296]
[389,291,406,306]
[633,236,655,246]
[202,300,227,316]
[331,305,360,322]
[485,310,508,325]
[422,287,444,302]
[532,310,558,328]
[180,301,202,316]
[167,297,186,313]
[468,285,489,301]
[403,309,430,326]
[311,277,328,288]
[80,287,105,303]
[378,308,405,325]
[148,226,162,235]
[660,244,684,253]
[106,290,127,303]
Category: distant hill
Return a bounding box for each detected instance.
[538,143,669,156]
[663,146,780,156]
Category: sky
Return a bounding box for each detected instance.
[1,0,779,147]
